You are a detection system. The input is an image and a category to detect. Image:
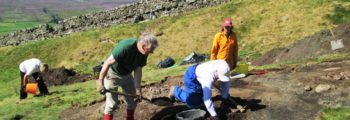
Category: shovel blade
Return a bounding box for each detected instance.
[331,39,344,50]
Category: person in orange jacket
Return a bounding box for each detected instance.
[210,18,238,70]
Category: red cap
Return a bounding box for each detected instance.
[223,18,233,27]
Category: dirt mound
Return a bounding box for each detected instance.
[60,59,350,120]
[253,24,350,65]
[41,67,93,86]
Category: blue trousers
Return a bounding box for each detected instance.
[173,64,203,107]
[173,86,203,107]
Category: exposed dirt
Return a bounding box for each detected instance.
[60,59,350,120]
[59,24,350,120]
[253,24,350,65]
[41,67,93,86]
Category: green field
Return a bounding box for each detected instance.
[0,0,350,119]
[0,22,41,35]
[0,8,102,36]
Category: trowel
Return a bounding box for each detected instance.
[329,27,344,50]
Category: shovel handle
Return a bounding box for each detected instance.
[106,90,151,102]
[329,28,336,39]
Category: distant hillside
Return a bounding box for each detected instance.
[0,0,138,35]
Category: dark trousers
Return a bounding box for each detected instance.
[20,71,49,99]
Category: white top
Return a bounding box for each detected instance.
[195,60,230,116]
[19,58,42,75]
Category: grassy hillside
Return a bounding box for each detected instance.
[0,0,349,119]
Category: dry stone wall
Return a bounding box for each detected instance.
[0,0,228,46]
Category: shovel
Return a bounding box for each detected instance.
[213,84,246,113]
[329,27,344,50]
[106,90,174,106]
[106,90,152,102]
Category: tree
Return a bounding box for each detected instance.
[42,7,48,14]
[49,14,63,24]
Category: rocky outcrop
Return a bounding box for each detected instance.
[0,0,229,47]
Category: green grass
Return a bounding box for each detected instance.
[0,80,103,120]
[1,0,350,119]
[0,7,103,35]
[143,64,189,84]
[321,107,350,120]
[0,21,42,35]
[325,4,350,25]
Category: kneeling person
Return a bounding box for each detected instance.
[169,60,231,117]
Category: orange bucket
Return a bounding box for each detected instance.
[26,83,38,96]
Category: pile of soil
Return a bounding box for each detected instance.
[253,24,350,65]
[41,67,93,86]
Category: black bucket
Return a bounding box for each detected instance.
[176,109,206,120]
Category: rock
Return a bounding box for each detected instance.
[297,82,303,86]
[320,75,331,80]
[304,86,312,91]
[323,67,341,71]
[315,84,331,93]
[340,72,349,80]
[332,73,342,80]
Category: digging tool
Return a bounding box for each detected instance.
[329,27,344,50]
[247,71,268,76]
[230,73,246,79]
[105,90,152,102]
[213,84,246,113]
[105,90,174,106]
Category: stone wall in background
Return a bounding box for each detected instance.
[0,0,228,46]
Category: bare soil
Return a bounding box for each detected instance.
[253,24,350,65]
[60,59,350,120]
[41,67,93,86]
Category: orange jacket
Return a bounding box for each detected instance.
[210,32,238,70]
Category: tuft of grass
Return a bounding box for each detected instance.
[324,4,350,25]
[321,107,350,120]
[142,64,189,84]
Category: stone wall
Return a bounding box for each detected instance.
[0,0,228,46]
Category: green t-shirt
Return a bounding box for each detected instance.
[110,38,147,75]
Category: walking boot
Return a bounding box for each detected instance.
[126,109,135,120]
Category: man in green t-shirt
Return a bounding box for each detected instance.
[96,32,158,120]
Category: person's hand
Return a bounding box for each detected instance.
[96,79,105,94]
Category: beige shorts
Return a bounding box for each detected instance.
[104,68,136,114]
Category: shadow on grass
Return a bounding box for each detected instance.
[324,5,350,25]
[12,114,24,120]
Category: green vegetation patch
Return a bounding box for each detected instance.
[321,107,350,120]
[0,80,103,120]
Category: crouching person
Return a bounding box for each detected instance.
[169,60,232,119]
[18,58,49,103]
[96,32,158,120]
